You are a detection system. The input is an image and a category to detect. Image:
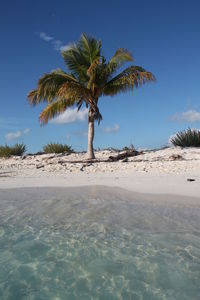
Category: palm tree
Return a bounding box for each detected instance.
[27,34,155,159]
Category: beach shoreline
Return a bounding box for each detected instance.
[0,147,200,198]
[0,171,200,198]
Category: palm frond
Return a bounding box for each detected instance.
[61,34,101,83]
[57,81,92,108]
[104,66,155,96]
[27,89,38,105]
[62,45,89,82]
[106,48,133,76]
[39,98,75,125]
[27,69,77,105]
[81,33,101,63]
[76,99,84,111]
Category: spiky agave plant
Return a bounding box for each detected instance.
[171,128,200,147]
[27,34,155,159]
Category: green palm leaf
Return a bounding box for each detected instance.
[61,33,101,83]
[27,69,77,105]
[104,66,155,96]
[107,48,133,76]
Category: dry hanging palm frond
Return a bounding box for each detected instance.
[39,98,75,125]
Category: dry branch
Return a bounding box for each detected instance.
[107,150,141,162]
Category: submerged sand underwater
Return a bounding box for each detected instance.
[0,186,199,299]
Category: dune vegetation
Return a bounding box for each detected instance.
[0,143,26,157]
[171,128,200,147]
[43,143,73,154]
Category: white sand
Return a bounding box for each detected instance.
[0,147,200,198]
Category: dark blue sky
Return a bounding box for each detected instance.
[1,0,200,151]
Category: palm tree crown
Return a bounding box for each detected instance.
[28,33,155,158]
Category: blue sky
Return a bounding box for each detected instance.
[1,0,200,152]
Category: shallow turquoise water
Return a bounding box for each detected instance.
[0,187,199,299]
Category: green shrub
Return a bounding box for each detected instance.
[0,143,26,157]
[170,128,200,147]
[43,143,73,154]
[0,145,12,157]
[11,143,26,156]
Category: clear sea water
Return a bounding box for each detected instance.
[0,186,199,300]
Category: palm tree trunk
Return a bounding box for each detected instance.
[87,109,95,159]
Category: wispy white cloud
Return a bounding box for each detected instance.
[103,124,120,133]
[51,108,88,124]
[52,40,63,51]
[39,32,53,42]
[24,128,30,134]
[60,44,69,51]
[5,131,22,141]
[5,128,30,141]
[38,32,65,51]
[171,110,200,122]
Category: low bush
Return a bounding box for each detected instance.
[11,143,26,156]
[43,143,74,154]
[170,128,200,147]
[0,143,26,157]
[0,145,11,157]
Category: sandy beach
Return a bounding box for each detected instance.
[0,147,200,198]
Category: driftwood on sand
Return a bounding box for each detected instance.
[59,150,141,164]
[107,149,141,162]
[34,150,141,169]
